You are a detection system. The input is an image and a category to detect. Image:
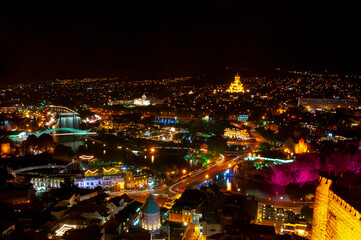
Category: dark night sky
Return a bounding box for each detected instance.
[0,0,361,84]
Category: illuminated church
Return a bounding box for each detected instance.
[227,73,245,93]
[295,138,308,154]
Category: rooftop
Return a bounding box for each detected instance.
[63,226,103,240]
[142,194,159,214]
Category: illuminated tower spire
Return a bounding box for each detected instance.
[234,73,240,84]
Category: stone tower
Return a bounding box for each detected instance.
[312,176,332,240]
[312,174,361,240]
[142,194,160,231]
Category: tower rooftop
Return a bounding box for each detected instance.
[142,194,159,214]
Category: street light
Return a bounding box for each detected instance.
[205,174,209,179]
[183,169,186,174]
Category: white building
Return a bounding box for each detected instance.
[31,177,65,191]
[75,175,124,189]
[134,95,151,106]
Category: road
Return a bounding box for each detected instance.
[166,154,241,196]
[109,153,241,199]
[109,152,314,210]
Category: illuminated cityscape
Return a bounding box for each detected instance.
[0,1,361,240]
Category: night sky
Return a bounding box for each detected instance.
[0,0,361,84]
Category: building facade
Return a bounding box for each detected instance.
[75,175,124,189]
[31,176,65,191]
[298,98,358,109]
[224,128,249,140]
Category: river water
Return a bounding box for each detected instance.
[51,116,85,152]
[53,135,85,152]
[203,170,289,201]
[57,115,81,129]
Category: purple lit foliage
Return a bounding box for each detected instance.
[262,146,361,186]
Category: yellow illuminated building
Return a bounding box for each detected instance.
[227,73,245,93]
[224,128,249,139]
[282,222,307,237]
[1,143,10,156]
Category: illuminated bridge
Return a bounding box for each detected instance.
[245,155,294,164]
[40,105,85,133]
[43,105,79,115]
[34,128,97,136]
[13,164,67,173]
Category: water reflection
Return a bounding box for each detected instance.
[226,178,231,191]
[212,169,289,201]
[53,135,85,152]
[57,116,81,129]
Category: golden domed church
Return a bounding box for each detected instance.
[227,73,245,93]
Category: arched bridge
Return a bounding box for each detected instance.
[43,105,79,115]
[13,164,68,173]
[34,128,96,136]
[245,155,294,164]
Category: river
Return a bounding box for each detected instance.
[204,169,289,201]
[52,115,85,152]
[52,135,85,152]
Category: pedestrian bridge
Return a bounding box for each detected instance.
[43,105,79,115]
[34,128,97,136]
[245,155,294,164]
[13,164,67,173]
